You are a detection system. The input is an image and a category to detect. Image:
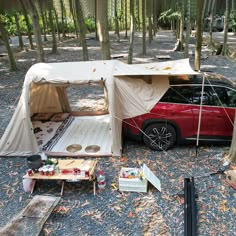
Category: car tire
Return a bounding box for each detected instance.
[143,123,176,151]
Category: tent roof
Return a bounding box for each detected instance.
[25,60,117,85]
[113,58,200,76]
[25,59,199,85]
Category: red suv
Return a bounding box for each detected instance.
[123,73,236,151]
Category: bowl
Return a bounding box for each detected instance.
[27,155,42,170]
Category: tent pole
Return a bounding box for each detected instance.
[196,74,205,156]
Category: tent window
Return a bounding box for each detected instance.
[66,84,108,112]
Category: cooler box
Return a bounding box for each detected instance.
[119,164,162,193]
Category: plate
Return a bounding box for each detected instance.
[85,145,100,153]
[66,144,82,153]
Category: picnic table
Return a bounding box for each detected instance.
[23,159,98,196]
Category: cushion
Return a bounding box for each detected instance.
[50,113,70,122]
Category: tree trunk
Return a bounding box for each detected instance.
[209,0,216,45]
[202,0,207,21]
[125,0,128,39]
[194,0,205,71]
[25,0,45,62]
[226,110,236,163]
[142,0,146,55]
[128,0,135,64]
[75,0,89,61]
[96,0,110,60]
[148,0,153,44]
[177,0,184,51]
[222,0,229,56]
[53,7,61,41]
[184,0,191,57]
[136,0,141,31]
[60,0,66,38]
[19,0,34,50]
[70,0,79,39]
[0,19,18,71]
[232,0,236,35]
[114,0,120,42]
[206,0,212,15]
[49,0,58,54]
[14,12,24,50]
[153,0,158,35]
[95,0,98,40]
[37,0,48,41]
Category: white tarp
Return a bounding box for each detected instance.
[0,59,199,157]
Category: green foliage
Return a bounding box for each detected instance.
[1,14,16,35]
[0,13,31,36]
[65,20,75,33]
[158,9,180,24]
[18,14,29,34]
[84,17,95,32]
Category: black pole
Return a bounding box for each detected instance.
[184,178,191,236]
[191,177,197,236]
[184,177,197,236]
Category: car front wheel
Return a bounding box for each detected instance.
[143,123,176,151]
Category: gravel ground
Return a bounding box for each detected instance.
[0,31,236,235]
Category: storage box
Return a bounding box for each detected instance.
[119,164,161,193]
[119,167,148,192]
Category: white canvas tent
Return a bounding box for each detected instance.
[0,59,199,157]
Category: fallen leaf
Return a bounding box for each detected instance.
[128,211,133,217]
[232,207,236,214]
[220,200,228,212]
[120,156,127,162]
[81,200,90,207]
[54,206,69,214]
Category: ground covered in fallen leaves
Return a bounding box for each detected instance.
[0,143,235,235]
[0,31,236,235]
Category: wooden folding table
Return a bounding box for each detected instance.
[23,159,98,196]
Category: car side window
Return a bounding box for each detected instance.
[227,89,236,107]
[192,86,214,105]
[160,86,193,104]
[213,86,236,108]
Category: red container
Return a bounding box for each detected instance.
[27,169,34,176]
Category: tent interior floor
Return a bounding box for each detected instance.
[33,114,112,157]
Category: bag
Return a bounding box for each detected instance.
[23,178,36,192]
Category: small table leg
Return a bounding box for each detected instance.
[93,181,96,196]
[61,181,65,196]
[30,180,36,194]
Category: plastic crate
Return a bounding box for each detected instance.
[119,167,148,192]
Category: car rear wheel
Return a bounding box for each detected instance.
[143,123,176,151]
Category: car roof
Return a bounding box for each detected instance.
[169,72,235,88]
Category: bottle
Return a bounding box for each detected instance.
[97,171,106,189]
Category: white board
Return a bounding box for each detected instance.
[143,164,162,192]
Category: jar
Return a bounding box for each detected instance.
[39,167,44,175]
[49,167,55,176]
[97,171,106,189]
[27,169,34,176]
